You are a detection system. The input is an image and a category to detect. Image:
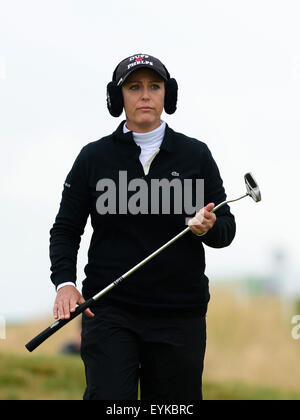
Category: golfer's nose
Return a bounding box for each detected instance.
[140,85,151,100]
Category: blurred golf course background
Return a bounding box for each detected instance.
[1,281,300,400]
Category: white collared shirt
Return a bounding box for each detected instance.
[123,121,166,175]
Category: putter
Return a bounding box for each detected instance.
[25,172,261,352]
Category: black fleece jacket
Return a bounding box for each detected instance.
[50,121,236,314]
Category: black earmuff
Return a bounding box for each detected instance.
[164,78,178,115]
[106,63,178,117]
[106,81,124,117]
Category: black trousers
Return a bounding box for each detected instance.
[81,303,206,400]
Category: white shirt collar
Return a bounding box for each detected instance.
[123,121,166,149]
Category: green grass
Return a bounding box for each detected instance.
[0,352,85,400]
[1,352,299,400]
[204,381,300,400]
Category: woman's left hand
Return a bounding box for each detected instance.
[188,203,216,236]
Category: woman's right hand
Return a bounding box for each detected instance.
[53,285,95,320]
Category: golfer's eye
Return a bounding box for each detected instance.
[151,84,160,90]
[129,84,140,91]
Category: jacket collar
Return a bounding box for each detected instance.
[112,120,174,155]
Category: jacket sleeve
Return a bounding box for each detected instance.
[199,145,236,248]
[49,147,90,289]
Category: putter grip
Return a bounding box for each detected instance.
[25,298,94,352]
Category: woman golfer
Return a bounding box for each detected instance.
[50,53,236,400]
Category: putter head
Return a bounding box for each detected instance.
[244,172,261,202]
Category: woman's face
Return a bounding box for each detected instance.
[122,68,165,133]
